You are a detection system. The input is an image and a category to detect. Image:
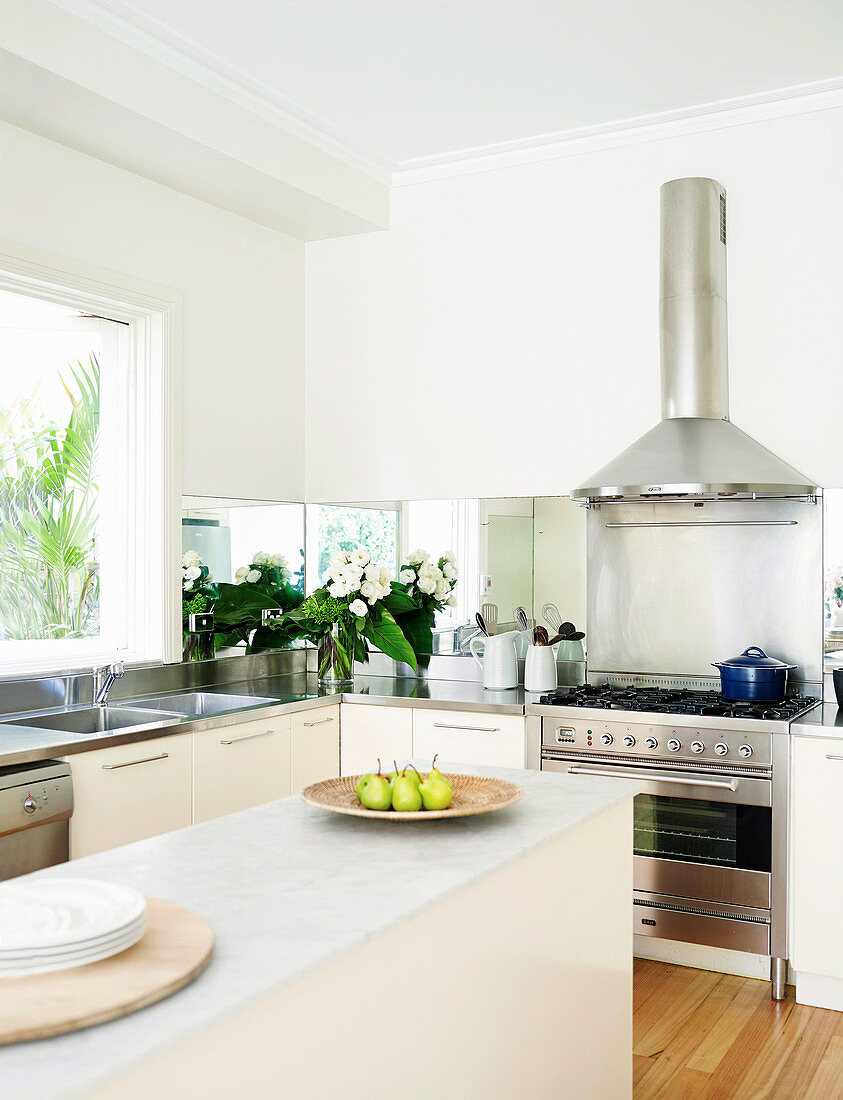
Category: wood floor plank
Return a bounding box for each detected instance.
[769,1007,842,1099]
[685,973,758,1074]
[803,1034,843,1098]
[633,960,843,1100]
[635,966,723,1059]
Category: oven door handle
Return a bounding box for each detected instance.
[565,765,738,792]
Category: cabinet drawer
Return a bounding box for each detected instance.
[193,716,291,824]
[412,709,526,769]
[339,703,412,776]
[69,733,192,859]
[291,705,340,792]
[791,737,843,978]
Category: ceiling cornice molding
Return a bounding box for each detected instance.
[46,1,843,189]
[391,76,843,186]
[49,0,396,183]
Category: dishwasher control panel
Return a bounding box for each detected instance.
[0,762,74,838]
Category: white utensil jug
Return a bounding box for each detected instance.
[470,630,520,690]
[524,644,557,692]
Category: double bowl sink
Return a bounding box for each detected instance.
[7,692,278,736]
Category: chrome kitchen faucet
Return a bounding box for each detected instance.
[92,662,124,706]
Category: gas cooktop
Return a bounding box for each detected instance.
[538,684,819,721]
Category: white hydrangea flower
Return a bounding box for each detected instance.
[408,548,429,566]
[417,575,437,595]
[252,551,269,565]
[350,549,370,568]
[234,566,249,584]
[182,550,201,568]
[246,569,261,583]
[399,569,416,584]
[443,562,458,582]
[360,580,379,604]
[349,598,368,618]
[443,550,456,564]
[339,565,363,589]
[270,553,287,568]
[183,579,194,592]
[184,565,201,582]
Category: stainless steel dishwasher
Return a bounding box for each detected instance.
[0,761,74,882]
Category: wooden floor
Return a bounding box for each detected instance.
[634,959,843,1098]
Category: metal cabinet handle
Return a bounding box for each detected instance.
[566,765,738,791]
[102,752,169,770]
[826,754,843,762]
[220,729,277,745]
[303,717,335,727]
[432,722,500,733]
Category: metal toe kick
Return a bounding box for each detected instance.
[633,891,771,955]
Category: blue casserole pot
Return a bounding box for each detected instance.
[712,647,796,703]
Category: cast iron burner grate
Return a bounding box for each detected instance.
[538,684,818,721]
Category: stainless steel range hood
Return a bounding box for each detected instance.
[571,178,817,503]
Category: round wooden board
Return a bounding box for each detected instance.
[301,772,523,821]
[0,897,214,1045]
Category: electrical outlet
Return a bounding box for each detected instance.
[187,612,214,633]
[261,608,284,624]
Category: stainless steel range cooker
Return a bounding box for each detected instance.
[528,685,820,999]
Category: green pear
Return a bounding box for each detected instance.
[389,762,422,790]
[419,773,453,811]
[391,774,423,812]
[427,754,445,783]
[359,774,392,811]
[355,773,374,801]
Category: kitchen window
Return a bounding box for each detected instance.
[0,250,180,674]
[305,503,399,592]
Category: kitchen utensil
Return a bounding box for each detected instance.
[514,607,530,632]
[533,625,549,646]
[469,630,519,690]
[475,612,489,637]
[542,603,562,632]
[712,647,796,702]
[301,773,523,822]
[567,630,585,641]
[834,668,843,708]
[481,602,498,627]
[525,645,557,692]
[558,621,576,638]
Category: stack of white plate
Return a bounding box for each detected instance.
[0,878,147,977]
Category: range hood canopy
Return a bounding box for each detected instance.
[571,177,817,503]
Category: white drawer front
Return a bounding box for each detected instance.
[412,709,526,770]
[69,733,192,858]
[291,705,340,792]
[193,716,291,824]
[339,703,413,776]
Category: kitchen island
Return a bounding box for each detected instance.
[0,764,636,1099]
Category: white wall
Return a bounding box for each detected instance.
[306,107,843,501]
[0,119,306,502]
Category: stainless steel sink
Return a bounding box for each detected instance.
[124,692,276,716]
[11,707,182,735]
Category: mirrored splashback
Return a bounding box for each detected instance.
[180,495,586,660]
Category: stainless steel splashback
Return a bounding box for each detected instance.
[586,498,822,685]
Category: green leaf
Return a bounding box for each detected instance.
[362,607,417,671]
[392,608,433,657]
[382,587,419,615]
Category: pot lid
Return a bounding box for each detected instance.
[714,646,795,670]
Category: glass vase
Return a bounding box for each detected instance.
[182,630,215,662]
[317,621,355,689]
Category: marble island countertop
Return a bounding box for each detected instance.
[0,674,530,767]
[0,762,638,1099]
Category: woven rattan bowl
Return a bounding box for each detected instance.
[301,772,523,821]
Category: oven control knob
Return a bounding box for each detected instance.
[23,797,37,814]
[738,744,754,758]
[644,737,658,750]
[622,735,636,748]
[714,743,729,756]
[667,738,681,752]
[690,740,705,754]
[600,734,613,746]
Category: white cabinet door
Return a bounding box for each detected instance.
[291,705,340,792]
[791,737,843,978]
[412,709,526,769]
[69,733,192,859]
[194,716,291,824]
[340,703,413,776]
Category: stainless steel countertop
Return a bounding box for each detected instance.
[791,702,843,740]
[0,674,529,767]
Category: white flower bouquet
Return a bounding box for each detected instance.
[397,549,459,614]
[234,550,291,588]
[276,547,417,685]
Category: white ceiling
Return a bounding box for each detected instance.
[62,0,843,168]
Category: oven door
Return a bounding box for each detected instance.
[541,753,772,909]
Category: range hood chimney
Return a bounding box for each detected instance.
[571,178,817,503]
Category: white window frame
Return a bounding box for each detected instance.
[0,238,182,674]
